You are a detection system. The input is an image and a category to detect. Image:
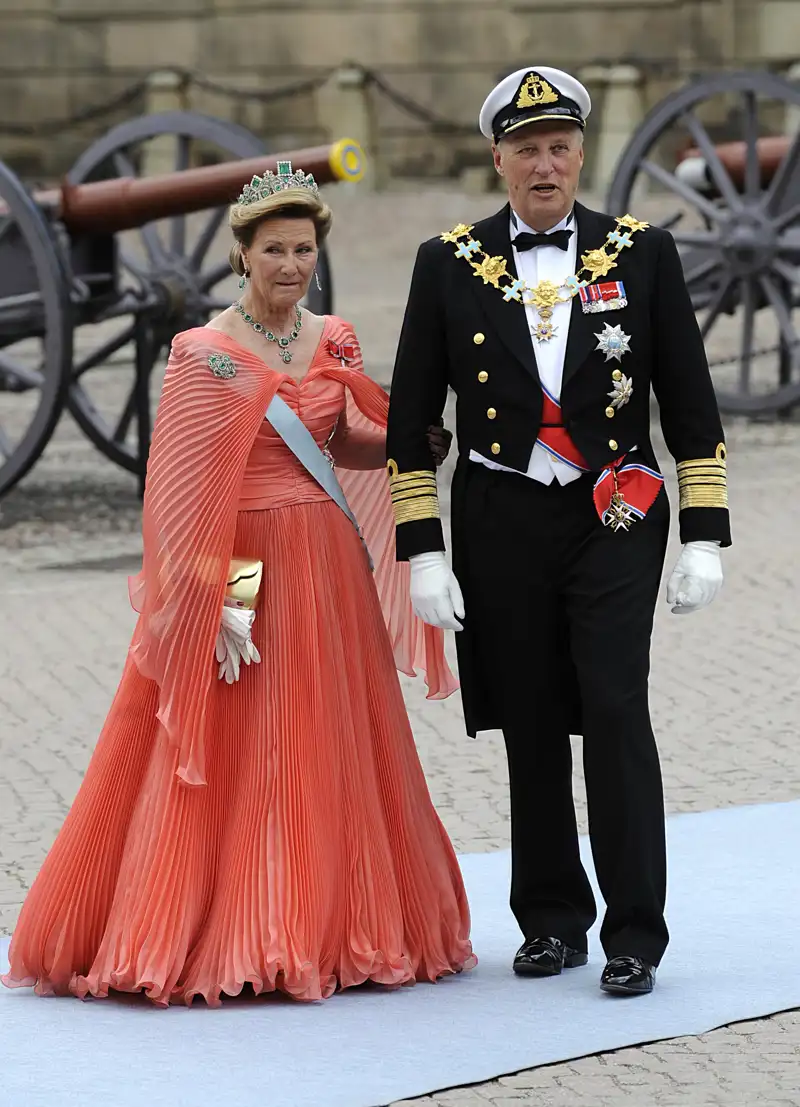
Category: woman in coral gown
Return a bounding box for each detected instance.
[2,162,475,1006]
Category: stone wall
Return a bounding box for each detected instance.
[0,0,798,178]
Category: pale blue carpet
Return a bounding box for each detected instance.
[2,800,799,1107]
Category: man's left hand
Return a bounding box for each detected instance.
[426,420,453,468]
[666,540,723,615]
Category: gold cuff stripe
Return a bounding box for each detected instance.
[391,482,437,497]
[390,477,438,493]
[677,459,727,468]
[680,497,729,509]
[678,470,726,481]
[387,464,436,481]
[680,487,729,510]
[392,492,438,508]
[387,463,441,523]
[677,457,727,465]
[391,490,437,501]
[677,480,730,489]
[679,474,727,483]
[677,455,727,471]
[677,464,727,477]
[393,497,441,525]
[677,450,728,513]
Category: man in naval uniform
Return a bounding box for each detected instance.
[386,67,731,996]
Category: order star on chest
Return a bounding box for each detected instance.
[594,322,632,362]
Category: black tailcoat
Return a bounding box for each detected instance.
[386,201,731,737]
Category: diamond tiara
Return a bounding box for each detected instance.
[237,160,320,206]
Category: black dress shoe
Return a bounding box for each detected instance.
[513,936,588,977]
[600,956,656,995]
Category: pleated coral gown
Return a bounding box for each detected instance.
[2,317,475,1006]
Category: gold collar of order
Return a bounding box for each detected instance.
[440,213,649,342]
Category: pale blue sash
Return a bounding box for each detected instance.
[265,394,373,569]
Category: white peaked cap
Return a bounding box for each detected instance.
[479,66,592,141]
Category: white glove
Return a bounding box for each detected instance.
[215,605,261,682]
[409,551,465,632]
[666,540,723,615]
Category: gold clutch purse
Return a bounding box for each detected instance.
[225,558,263,610]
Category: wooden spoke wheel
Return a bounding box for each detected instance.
[0,160,72,499]
[606,72,800,416]
[65,111,333,485]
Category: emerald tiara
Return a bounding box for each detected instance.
[237,160,320,206]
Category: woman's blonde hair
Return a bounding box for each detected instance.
[228,189,333,276]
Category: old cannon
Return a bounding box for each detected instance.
[606,71,800,416]
[0,112,365,499]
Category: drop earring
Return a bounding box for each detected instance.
[314,269,322,292]
[239,269,249,290]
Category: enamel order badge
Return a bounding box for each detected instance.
[328,339,356,364]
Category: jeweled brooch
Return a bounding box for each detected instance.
[208,353,236,379]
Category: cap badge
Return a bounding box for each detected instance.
[516,73,559,109]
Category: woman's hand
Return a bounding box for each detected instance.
[427,420,453,468]
[216,605,261,683]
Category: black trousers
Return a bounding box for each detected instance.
[460,462,670,966]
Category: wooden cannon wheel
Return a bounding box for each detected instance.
[65,111,334,482]
[0,161,72,500]
[606,71,800,416]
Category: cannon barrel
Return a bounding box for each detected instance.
[39,137,365,235]
[0,118,363,503]
[676,135,789,191]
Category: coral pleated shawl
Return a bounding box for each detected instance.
[128,319,457,788]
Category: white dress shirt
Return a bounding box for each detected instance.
[470,208,583,486]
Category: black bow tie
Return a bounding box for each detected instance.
[512,229,573,252]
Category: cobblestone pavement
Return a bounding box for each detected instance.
[1,186,799,1105]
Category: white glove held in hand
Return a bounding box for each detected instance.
[666,540,723,615]
[409,551,465,632]
[215,605,261,683]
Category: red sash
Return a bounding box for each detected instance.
[537,389,663,530]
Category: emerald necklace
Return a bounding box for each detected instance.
[233,301,302,364]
